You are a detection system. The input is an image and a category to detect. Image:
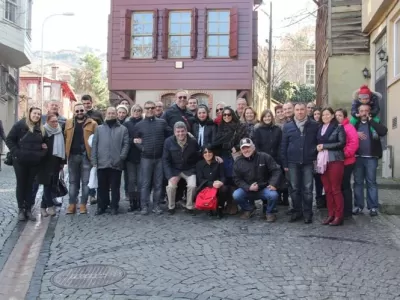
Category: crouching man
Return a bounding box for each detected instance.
[233,138,281,222]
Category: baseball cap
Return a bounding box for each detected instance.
[240,138,254,149]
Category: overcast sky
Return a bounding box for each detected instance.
[31,0,316,52]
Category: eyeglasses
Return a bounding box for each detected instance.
[216,108,223,112]
[133,109,142,112]
[144,107,155,110]
[223,113,232,117]
[178,96,187,100]
[75,109,84,113]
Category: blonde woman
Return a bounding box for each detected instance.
[240,106,259,140]
[6,107,48,221]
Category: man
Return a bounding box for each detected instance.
[81,94,104,125]
[352,104,387,216]
[163,122,199,215]
[187,97,198,116]
[0,119,5,171]
[282,102,294,122]
[155,101,164,118]
[281,102,319,224]
[233,138,281,222]
[65,103,98,214]
[306,101,315,118]
[41,100,67,126]
[134,101,172,215]
[92,107,129,215]
[235,98,247,119]
[162,90,194,131]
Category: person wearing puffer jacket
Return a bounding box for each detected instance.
[335,109,359,218]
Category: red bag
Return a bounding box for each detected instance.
[195,187,218,211]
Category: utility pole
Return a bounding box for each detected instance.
[266,1,273,109]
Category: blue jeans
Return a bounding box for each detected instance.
[353,157,378,210]
[288,163,314,217]
[68,154,91,205]
[233,187,279,214]
[140,158,163,208]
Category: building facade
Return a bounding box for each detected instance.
[108,0,258,115]
[0,0,33,133]
[362,0,400,178]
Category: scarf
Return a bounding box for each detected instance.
[294,116,307,133]
[177,137,187,148]
[44,123,65,159]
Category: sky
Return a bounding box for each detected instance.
[31,0,316,52]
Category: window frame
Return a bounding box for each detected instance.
[131,11,155,59]
[304,59,315,86]
[394,16,400,78]
[168,10,192,59]
[206,10,230,58]
[5,0,18,24]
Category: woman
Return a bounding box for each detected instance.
[212,107,246,214]
[254,109,287,206]
[192,105,217,149]
[312,107,325,208]
[196,146,228,218]
[240,107,258,140]
[124,104,143,211]
[316,107,346,226]
[335,108,359,218]
[5,107,48,221]
[274,105,286,129]
[213,102,226,125]
[37,114,65,217]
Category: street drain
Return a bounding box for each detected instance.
[51,264,126,289]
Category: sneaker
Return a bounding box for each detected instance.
[18,210,26,221]
[89,196,97,205]
[266,214,276,223]
[370,208,378,217]
[152,206,163,215]
[141,207,149,215]
[25,211,37,221]
[41,208,49,217]
[352,207,362,215]
[47,206,56,216]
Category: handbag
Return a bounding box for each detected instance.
[4,152,13,166]
[55,171,68,198]
[88,167,98,189]
[195,187,218,211]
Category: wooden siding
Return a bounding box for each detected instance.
[109,0,254,91]
[330,0,369,55]
[316,0,329,107]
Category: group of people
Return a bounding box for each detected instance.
[3,84,387,226]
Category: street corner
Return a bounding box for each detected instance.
[27,202,400,300]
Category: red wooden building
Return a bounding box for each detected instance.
[108,0,258,112]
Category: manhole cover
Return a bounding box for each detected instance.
[51,264,126,289]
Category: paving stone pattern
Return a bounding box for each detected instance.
[36,199,400,300]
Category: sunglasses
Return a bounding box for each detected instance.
[75,109,84,113]
[178,96,187,100]
[144,107,155,110]
[133,109,142,112]
[216,108,223,112]
[223,113,232,117]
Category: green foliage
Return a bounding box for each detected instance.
[291,84,316,103]
[272,81,316,103]
[71,53,108,109]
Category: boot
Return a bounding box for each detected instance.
[79,204,87,214]
[217,206,224,219]
[25,210,37,221]
[128,193,139,212]
[282,190,289,206]
[329,217,344,226]
[322,216,334,225]
[66,204,76,214]
[18,210,26,221]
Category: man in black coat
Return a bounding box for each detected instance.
[233,138,281,222]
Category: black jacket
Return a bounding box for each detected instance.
[233,151,281,191]
[317,122,346,162]
[0,120,5,154]
[163,134,200,179]
[86,109,104,125]
[196,159,226,191]
[281,119,319,168]
[161,104,195,131]
[123,117,143,163]
[134,117,172,159]
[354,119,387,158]
[191,119,217,148]
[5,119,48,166]
[254,124,282,163]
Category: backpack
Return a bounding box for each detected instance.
[195,187,218,211]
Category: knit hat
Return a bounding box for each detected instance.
[358,85,371,99]
[116,105,128,113]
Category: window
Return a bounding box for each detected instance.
[168,11,192,58]
[161,93,175,108]
[206,11,230,58]
[394,18,400,77]
[305,60,315,86]
[5,0,18,23]
[191,93,209,107]
[27,83,37,101]
[131,12,155,58]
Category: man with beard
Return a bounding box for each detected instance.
[64,103,98,214]
[92,107,129,215]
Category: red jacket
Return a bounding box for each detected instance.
[342,118,359,165]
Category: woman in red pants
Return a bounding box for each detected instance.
[316,107,346,226]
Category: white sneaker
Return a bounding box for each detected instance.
[41,208,49,217]
[47,206,56,216]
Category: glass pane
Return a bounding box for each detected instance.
[219,22,229,34]
[180,23,191,34]
[143,24,153,34]
[132,37,143,47]
[170,12,180,22]
[169,36,180,46]
[219,35,229,46]
[170,24,180,34]
[181,12,191,23]
[219,46,229,57]
[208,35,218,46]
[143,36,153,46]
[208,46,218,57]
[169,46,180,57]
[181,46,190,57]
[219,11,230,21]
[208,22,218,34]
[181,36,190,46]
[142,13,153,23]
[208,11,218,22]
[133,24,143,34]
